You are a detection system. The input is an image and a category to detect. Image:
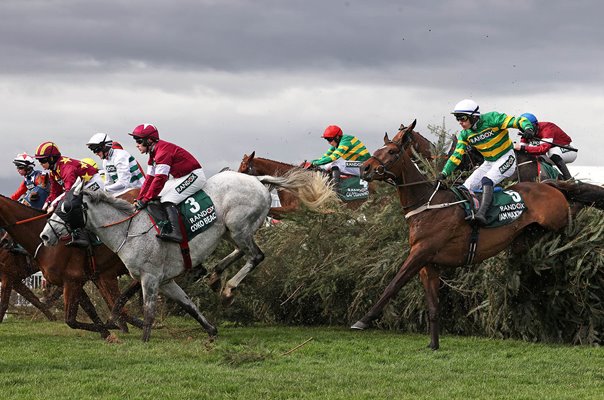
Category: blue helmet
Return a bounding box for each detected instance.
[520,113,538,127]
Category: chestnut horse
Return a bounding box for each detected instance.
[0,193,142,339]
[351,120,604,349]
[0,248,56,322]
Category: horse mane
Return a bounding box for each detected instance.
[84,189,135,214]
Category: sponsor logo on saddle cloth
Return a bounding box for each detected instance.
[483,189,526,228]
[178,189,217,240]
[337,161,369,202]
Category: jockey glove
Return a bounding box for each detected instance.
[521,128,535,140]
[135,199,148,210]
[437,172,447,182]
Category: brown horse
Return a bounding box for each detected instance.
[351,120,604,349]
[0,248,56,322]
[0,192,142,339]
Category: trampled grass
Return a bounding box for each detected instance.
[0,318,602,399]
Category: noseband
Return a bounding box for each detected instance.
[368,140,405,185]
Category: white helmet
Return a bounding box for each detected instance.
[452,99,480,116]
[87,133,113,152]
[13,153,35,168]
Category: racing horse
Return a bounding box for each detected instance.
[351,119,604,349]
[0,193,143,339]
[40,170,336,341]
[0,247,56,322]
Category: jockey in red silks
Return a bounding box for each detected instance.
[129,124,206,243]
[513,113,576,180]
[33,141,104,247]
[11,153,50,210]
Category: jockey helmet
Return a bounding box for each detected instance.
[80,157,98,170]
[520,113,538,127]
[452,99,480,116]
[34,141,61,161]
[129,124,159,141]
[87,133,113,153]
[13,153,35,169]
[321,125,343,140]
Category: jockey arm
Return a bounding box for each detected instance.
[138,163,168,202]
[312,143,349,166]
[104,152,135,193]
[11,181,27,201]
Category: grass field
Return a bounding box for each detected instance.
[1,318,602,399]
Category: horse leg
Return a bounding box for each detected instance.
[12,280,56,321]
[140,274,160,342]
[222,239,264,306]
[160,280,217,337]
[206,249,244,292]
[351,250,426,330]
[0,276,12,322]
[91,277,128,332]
[62,283,111,339]
[41,283,63,306]
[419,266,441,350]
[110,280,143,330]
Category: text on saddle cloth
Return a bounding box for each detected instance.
[452,186,527,228]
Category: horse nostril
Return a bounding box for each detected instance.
[40,234,48,241]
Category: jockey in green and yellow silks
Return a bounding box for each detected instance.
[311,125,370,176]
[438,99,534,225]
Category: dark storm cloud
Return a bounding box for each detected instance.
[1,0,602,93]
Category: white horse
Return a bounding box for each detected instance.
[40,170,335,341]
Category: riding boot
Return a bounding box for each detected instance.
[157,203,183,243]
[474,184,493,225]
[66,228,91,248]
[551,155,572,180]
[331,167,341,193]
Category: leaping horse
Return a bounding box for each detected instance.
[40,170,336,341]
[351,120,604,349]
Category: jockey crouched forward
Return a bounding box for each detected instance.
[11,153,50,209]
[130,124,206,243]
[34,141,104,247]
[438,99,534,225]
[311,125,370,186]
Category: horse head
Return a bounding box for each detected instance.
[238,151,256,175]
[40,182,87,247]
[361,120,418,184]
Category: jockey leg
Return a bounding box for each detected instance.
[474,177,493,225]
[550,154,572,180]
[157,203,183,243]
[331,166,341,192]
[66,228,91,248]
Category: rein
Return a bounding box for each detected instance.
[0,213,49,230]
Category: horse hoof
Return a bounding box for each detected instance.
[105,333,121,344]
[207,326,218,337]
[206,273,222,292]
[350,320,368,330]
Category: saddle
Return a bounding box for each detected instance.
[451,186,527,228]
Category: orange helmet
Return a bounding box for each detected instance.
[34,141,61,159]
[321,125,343,139]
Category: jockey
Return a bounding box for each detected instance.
[311,125,370,183]
[439,99,534,225]
[34,141,105,247]
[10,153,50,210]
[86,133,145,196]
[513,113,576,180]
[129,123,206,243]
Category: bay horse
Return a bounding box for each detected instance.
[351,120,604,349]
[0,193,142,339]
[40,170,336,341]
[0,248,56,322]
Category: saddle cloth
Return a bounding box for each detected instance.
[451,186,527,228]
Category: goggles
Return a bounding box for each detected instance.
[455,114,470,122]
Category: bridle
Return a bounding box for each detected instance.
[243,157,257,175]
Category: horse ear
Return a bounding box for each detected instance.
[383,132,390,143]
[72,177,84,197]
[409,119,417,131]
[250,151,255,160]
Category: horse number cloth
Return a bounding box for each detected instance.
[178,190,217,240]
[337,161,369,201]
[484,190,527,227]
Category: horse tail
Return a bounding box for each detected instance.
[544,180,604,210]
[257,169,338,210]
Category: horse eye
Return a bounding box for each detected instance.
[388,149,398,155]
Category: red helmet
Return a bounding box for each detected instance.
[321,125,343,139]
[34,141,61,159]
[129,124,159,141]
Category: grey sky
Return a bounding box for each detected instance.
[1,0,602,193]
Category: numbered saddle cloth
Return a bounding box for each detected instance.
[178,190,217,240]
[337,161,369,201]
[452,186,527,228]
